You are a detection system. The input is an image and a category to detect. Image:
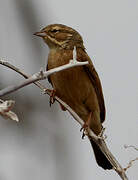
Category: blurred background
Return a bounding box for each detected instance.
[0,0,138,180]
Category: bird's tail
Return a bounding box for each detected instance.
[90,139,113,170]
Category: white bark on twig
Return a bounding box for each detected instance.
[0,59,88,97]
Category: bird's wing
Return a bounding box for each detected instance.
[78,51,106,123]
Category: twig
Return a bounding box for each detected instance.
[0,60,47,91]
[0,61,28,79]
[124,158,138,171]
[123,144,138,171]
[124,145,138,151]
[0,59,88,97]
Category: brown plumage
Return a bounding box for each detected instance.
[34,24,112,170]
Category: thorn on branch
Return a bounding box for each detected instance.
[69,46,78,64]
[124,157,138,171]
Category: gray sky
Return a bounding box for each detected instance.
[0,0,137,180]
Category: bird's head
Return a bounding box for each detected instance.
[34,24,85,50]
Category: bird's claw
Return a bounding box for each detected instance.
[59,103,67,111]
[44,89,56,107]
[80,123,88,139]
[98,127,105,137]
[98,127,107,140]
[80,112,92,139]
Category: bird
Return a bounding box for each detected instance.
[34,24,112,170]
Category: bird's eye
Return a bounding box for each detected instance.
[51,29,59,33]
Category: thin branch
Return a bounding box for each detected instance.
[123,144,138,171]
[0,47,84,93]
[0,59,88,97]
[0,60,47,90]
[124,158,138,171]
[124,145,138,151]
[0,61,28,78]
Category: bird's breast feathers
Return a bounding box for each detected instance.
[47,48,99,109]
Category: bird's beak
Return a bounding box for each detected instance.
[33,31,47,37]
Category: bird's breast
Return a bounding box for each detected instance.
[47,49,97,115]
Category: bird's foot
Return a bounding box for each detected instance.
[45,89,56,106]
[59,103,67,111]
[98,127,107,140]
[80,112,92,139]
[80,123,89,139]
[44,89,66,110]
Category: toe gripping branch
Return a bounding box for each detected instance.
[80,112,92,139]
[44,89,66,110]
[45,89,56,106]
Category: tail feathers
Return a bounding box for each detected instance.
[90,139,113,170]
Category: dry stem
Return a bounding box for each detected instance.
[0,59,88,97]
